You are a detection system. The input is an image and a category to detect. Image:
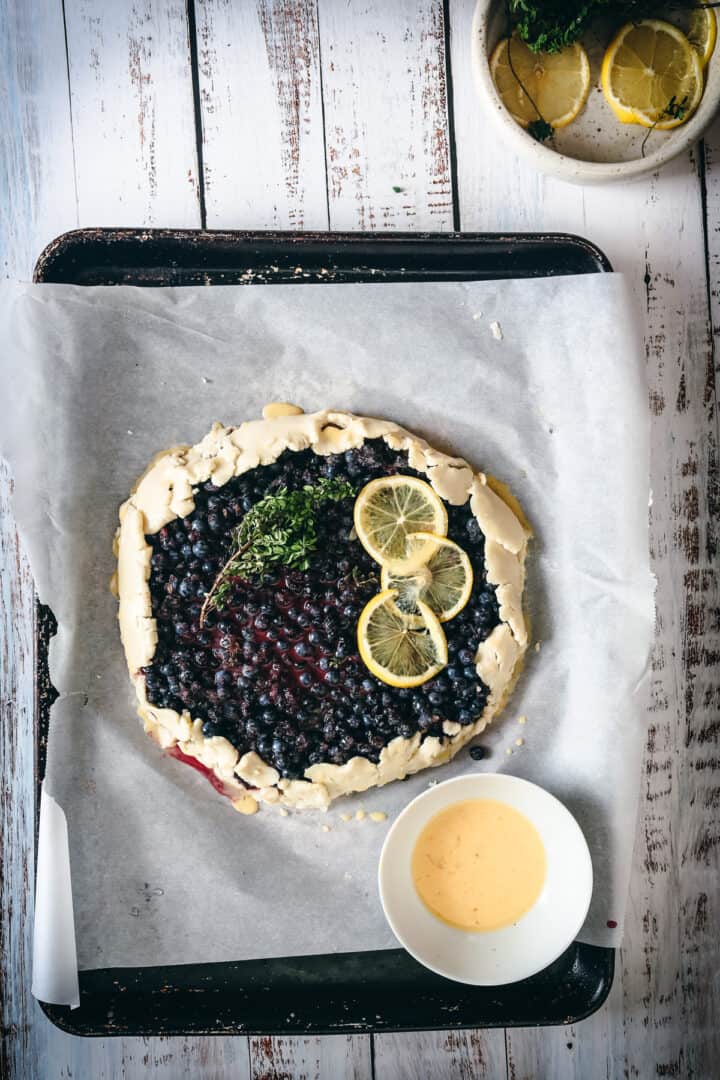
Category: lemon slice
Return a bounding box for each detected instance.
[490,36,591,129]
[688,5,717,68]
[380,533,474,623]
[601,20,704,129]
[353,476,448,570]
[357,590,448,688]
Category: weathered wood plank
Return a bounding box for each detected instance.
[450,2,720,1076]
[30,1030,252,1080]
[0,0,77,278]
[249,1035,371,1080]
[0,3,76,1077]
[318,0,453,230]
[504,968,625,1080]
[0,471,39,1080]
[373,1029,507,1080]
[63,0,201,226]
[195,0,328,230]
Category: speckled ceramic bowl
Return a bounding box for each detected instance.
[472,0,720,183]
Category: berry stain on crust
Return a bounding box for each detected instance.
[142,441,500,782]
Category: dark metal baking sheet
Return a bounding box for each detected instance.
[33,228,614,1036]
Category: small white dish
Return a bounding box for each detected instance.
[472,0,720,184]
[378,773,593,985]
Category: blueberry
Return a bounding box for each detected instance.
[469,745,486,761]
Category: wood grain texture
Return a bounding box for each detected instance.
[450,2,720,1076]
[30,1031,252,1080]
[318,0,453,230]
[0,0,77,278]
[63,0,201,227]
[249,1035,371,1080]
[195,0,329,230]
[373,1029,507,1080]
[0,465,38,1080]
[0,4,75,1077]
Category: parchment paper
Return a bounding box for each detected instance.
[0,276,654,999]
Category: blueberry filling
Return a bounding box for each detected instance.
[143,440,500,781]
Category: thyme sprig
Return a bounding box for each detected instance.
[199,477,354,625]
[641,94,689,156]
[507,2,718,54]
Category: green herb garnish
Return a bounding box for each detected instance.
[507,1,702,54]
[200,477,354,623]
[641,93,689,155]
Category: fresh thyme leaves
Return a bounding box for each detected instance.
[508,0,599,53]
[200,477,355,624]
[507,1,670,53]
[641,93,689,155]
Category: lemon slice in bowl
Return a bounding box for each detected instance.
[357,590,448,688]
[688,5,717,68]
[489,36,591,129]
[380,533,474,623]
[601,20,704,129]
[353,476,448,570]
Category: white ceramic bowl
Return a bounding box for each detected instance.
[472,0,720,183]
[378,773,593,985]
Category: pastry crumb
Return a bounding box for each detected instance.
[201,376,211,384]
[472,311,483,320]
[505,747,513,756]
[321,824,331,832]
[355,809,366,821]
[490,320,503,341]
[232,795,259,815]
[369,811,387,823]
[340,813,352,823]
[515,738,524,747]
[279,808,289,817]
[127,429,134,436]
[428,780,438,787]
[518,715,527,725]
[534,642,541,652]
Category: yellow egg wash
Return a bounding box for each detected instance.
[411,799,547,932]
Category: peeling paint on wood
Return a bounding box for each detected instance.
[249,1034,371,1080]
[319,0,453,230]
[195,0,328,230]
[0,0,77,278]
[374,1029,507,1080]
[63,0,201,227]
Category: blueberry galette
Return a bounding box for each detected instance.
[115,405,530,812]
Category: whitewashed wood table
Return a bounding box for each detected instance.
[1,2,718,1078]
